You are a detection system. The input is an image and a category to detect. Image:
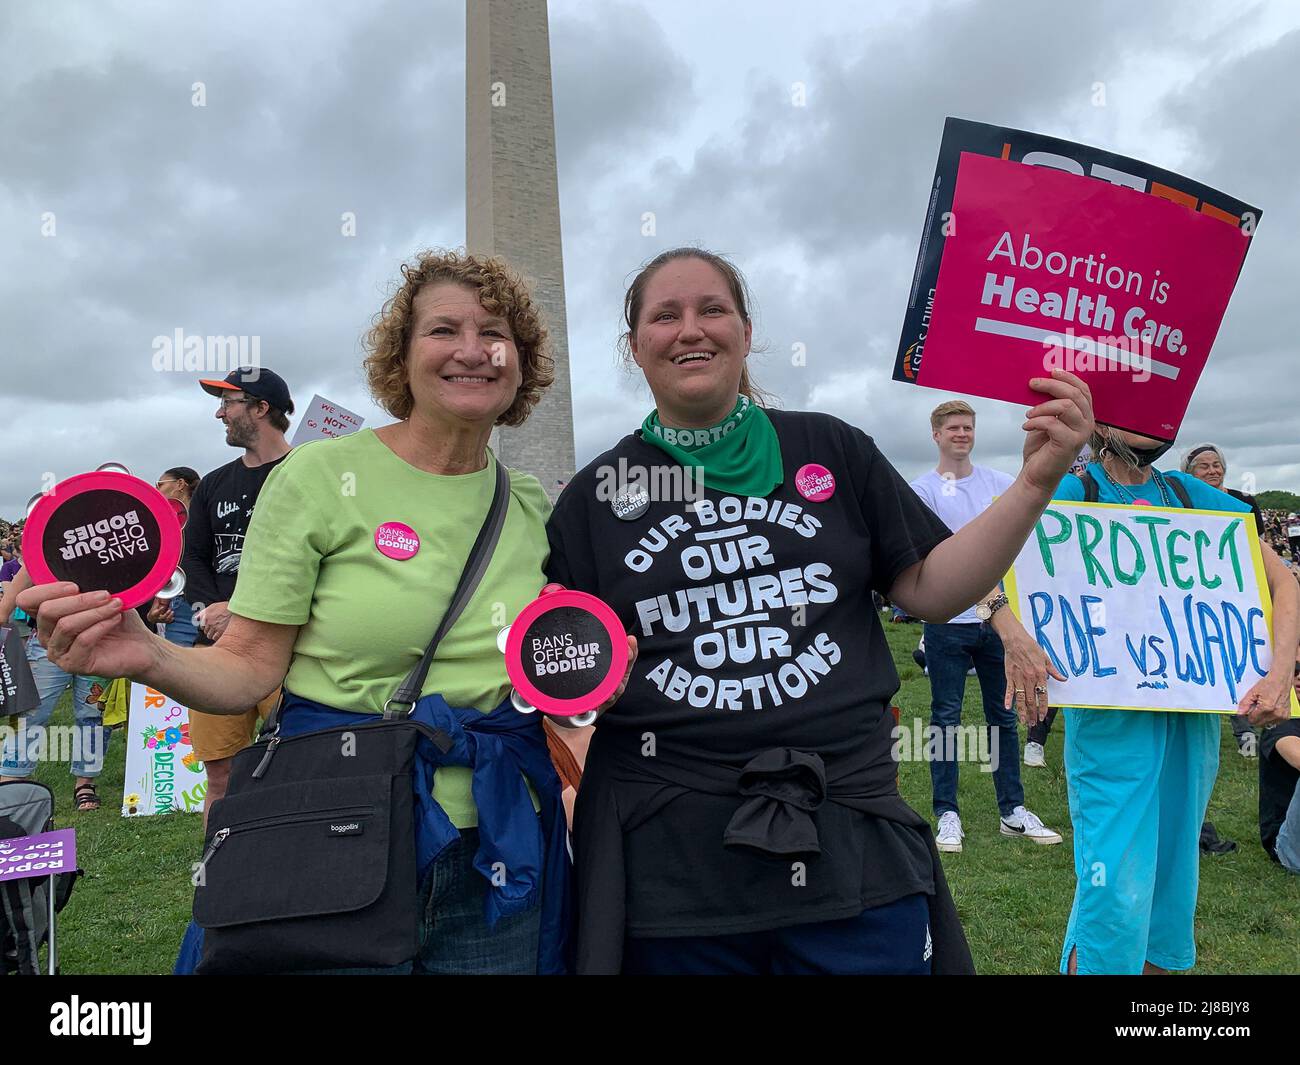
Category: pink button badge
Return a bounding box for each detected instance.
[375,521,420,560]
[794,463,836,503]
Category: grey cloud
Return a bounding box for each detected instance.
[552,2,696,184]
[646,0,1190,255]
[0,0,466,413]
[4,0,1300,520]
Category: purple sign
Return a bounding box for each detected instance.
[0,827,77,883]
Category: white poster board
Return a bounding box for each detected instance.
[1004,500,1299,715]
[289,394,364,447]
[121,683,207,816]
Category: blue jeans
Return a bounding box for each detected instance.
[0,638,110,778]
[1276,779,1300,875]
[306,828,542,975]
[923,622,1023,819]
[164,595,198,648]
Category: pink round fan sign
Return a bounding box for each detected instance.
[506,586,628,717]
[22,471,183,611]
[795,463,836,502]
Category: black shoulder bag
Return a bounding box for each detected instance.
[193,460,511,974]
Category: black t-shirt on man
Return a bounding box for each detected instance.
[181,454,287,626]
[1260,718,1300,861]
[545,409,953,936]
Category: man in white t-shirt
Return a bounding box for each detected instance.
[909,400,1062,853]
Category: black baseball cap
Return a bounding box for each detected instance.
[199,367,295,415]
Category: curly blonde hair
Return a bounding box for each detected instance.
[364,250,553,428]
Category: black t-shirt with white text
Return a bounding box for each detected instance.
[546,409,953,936]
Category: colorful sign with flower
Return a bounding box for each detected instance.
[121,684,208,816]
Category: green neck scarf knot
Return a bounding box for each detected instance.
[641,395,783,497]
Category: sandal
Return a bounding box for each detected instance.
[74,782,101,812]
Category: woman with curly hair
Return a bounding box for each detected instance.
[21,249,631,973]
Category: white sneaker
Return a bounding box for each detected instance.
[1023,741,1046,768]
[935,811,964,853]
[1000,805,1062,845]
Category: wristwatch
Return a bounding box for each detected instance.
[976,593,1009,622]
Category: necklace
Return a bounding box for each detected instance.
[1100,463,1172,506]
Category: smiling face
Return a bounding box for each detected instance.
[934,414,975,462]
[406,282,522,429]
[215,392,264,449]
[1189,451,1226,489]
[629,257,752,428]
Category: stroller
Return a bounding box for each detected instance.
[0,780,80,975]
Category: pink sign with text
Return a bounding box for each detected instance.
[918,153,1250,440]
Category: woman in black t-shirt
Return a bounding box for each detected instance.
[545,247,1096,974]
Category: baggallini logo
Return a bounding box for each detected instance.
[329,821,363,835]
[50,997,151,1045]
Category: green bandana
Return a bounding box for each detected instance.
[641,395,784,497]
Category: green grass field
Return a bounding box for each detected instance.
[16,619,1300,974]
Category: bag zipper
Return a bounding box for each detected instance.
[199,827,230,869]
[201,804,374,866]
[251,735,280,779]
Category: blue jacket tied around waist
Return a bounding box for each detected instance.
[176,690,572,975]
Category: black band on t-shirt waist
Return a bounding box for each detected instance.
[591,726,927,840]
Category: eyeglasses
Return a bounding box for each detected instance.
[218,396,255,410]
[156,478,178,489]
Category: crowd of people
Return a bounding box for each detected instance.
[3,246,1298,976]
[1263,509,1300,563]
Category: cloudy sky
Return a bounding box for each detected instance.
[4,0,1298,519]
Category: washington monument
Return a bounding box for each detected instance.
[467,0,576,496]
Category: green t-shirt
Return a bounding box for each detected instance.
[228,428,551,827]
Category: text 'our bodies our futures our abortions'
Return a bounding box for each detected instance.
[629,494,843,712]
[1005,502,1297,715]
